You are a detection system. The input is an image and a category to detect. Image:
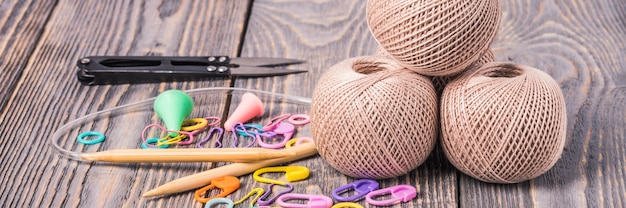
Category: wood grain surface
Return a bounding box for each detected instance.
[0,0,624,207]
[0,0,249,207]
[0,0,57,112]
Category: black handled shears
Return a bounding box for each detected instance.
[76,56,305,85]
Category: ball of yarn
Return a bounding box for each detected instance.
[367,0,502,76]
[311,56,438,179]
[440,62,567,183]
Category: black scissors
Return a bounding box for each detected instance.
[76,56,305,85]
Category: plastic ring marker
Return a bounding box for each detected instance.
[288,114,310,125]
[77,131,106,145]
[141,138,170,149]
[276,193,333,208]
[205,198,234,208]
[204,116,221,126]
[332,179,379,202]
[365,185,417,206]
[332,202,364,208]
[180,118,209,132]
[141,123,193,148]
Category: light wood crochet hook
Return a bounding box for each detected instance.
[80,148,296,163]
[142,142,318,197]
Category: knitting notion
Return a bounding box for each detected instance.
[80,148,297,163]
[76,56,306,85]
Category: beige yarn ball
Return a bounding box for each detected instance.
[440,62,567,183]
[311,56,438,179]
[367,0,502,76]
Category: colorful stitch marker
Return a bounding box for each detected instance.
[153,90,193,137]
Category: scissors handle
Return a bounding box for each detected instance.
[76,56,233,85]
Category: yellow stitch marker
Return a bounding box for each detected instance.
[285,138,299,148]
[253,166,310,185]
[157,134,185,146]
[180,118,208,132]
[285,137,314,148]
[332,202,364,208]
[233,188,265,207]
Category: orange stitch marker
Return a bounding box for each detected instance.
[194,176,240,203]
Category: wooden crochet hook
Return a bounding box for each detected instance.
[142,142,318,197]
[80,148,296,163]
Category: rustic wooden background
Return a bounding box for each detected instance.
[1,0,624,207]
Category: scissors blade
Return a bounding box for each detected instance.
[230,66,307,77]
[231,57,304,67]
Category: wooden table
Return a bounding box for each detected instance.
[1,0,624,207]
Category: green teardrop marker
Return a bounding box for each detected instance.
[154,90,194,137]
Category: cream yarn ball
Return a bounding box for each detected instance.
[367,0,502,76]
[311,56,438,179]
[440,62,567,183]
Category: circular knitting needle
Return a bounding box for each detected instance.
[80,148,296,163]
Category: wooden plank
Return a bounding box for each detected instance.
[1,0,623,207]
[234,1,457,207]
[0,0,57,112]
[461,0,626,207]
[0,0,250,207]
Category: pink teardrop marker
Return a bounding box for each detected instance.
[224,92,264,131]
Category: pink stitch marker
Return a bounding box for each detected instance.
[276,193,333,208]
[365,185,417,206]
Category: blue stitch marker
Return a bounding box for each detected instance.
[77,131,106,145]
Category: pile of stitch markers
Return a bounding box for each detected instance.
[75,90,417,208]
